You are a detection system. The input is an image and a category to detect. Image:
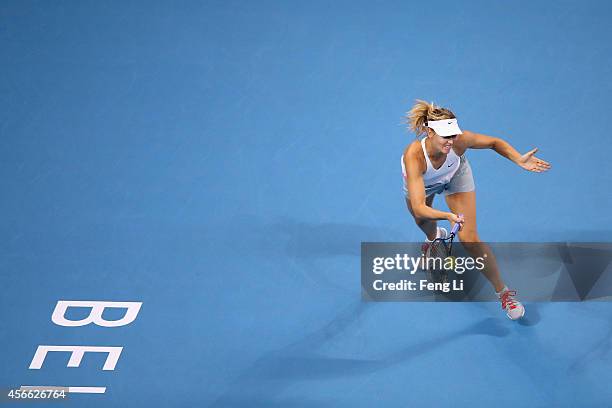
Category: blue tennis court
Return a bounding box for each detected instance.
[2,1,612,406]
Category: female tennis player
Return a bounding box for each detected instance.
[402,100,551,320]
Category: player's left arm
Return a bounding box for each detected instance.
[459,129,551,173]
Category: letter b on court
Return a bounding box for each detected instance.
[52,300,142,327]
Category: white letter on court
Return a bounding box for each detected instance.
[29,345,123,370]
[52,300,142,327]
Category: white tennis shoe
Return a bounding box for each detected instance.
[498,288,525,320]
[436,227,449,240]
[421,227,449,254]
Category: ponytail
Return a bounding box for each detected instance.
[406,100,456,137]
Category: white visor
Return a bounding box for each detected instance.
[426,118,462,137]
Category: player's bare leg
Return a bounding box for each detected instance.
[445,191,524,320]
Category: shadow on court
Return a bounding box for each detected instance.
[210,302,510,407]
[216,215,404,258]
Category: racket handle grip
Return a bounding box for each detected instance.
[451,214,463,235]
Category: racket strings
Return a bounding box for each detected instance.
[424,240,450,284]
[427,241,449,264]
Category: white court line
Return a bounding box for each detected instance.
[20,385,106,394]
[68,387,106,394]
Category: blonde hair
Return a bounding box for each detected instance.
[407,100,456,136]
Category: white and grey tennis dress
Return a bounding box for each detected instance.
[402,137,475,197]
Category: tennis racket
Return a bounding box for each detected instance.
[424,215,463,284]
